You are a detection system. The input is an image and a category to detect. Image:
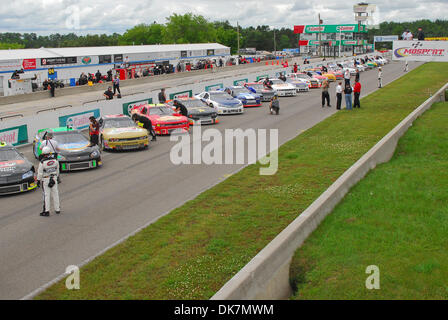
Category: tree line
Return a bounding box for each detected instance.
[0,14,446,54]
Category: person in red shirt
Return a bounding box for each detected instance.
[89,116,100,146]
[353,79,362,108]
[293,63,298,73]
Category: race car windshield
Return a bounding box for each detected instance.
[53,132,88,144]
[149,107,174,115]
[0,149,22,161]
[248,84,263,90]
[210,92,232,99]
[103,118,135,128]
[230,88,249,95]
[270,79,284,85]
[178,100,207,108]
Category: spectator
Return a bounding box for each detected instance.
[113,75,120,95]
[49,79,55,97]
[335,81,343,110]
[353,79,361,108]
[344,69,351,86]
[401,29,413,40]
[95,70,102,83]
[321,79,331,108]
[104,86,114,100]
[417,27,425,41]
[344,83,353,110]
[293,63,298,73]
[158,88,167,104]
[355,67,360,82]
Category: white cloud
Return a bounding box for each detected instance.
[0,0,446,34]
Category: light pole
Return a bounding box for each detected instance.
[237,21,240,56]
[274,29,276,54]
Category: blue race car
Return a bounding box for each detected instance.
[195,91,244,115]
[224,86,262,107]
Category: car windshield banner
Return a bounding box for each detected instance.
[393,40,448,62]
[59,109,101,129]
[0,125,28,146]
[122,98,152,116]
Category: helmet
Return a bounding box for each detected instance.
[42,146,52,155]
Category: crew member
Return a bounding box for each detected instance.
[263,77,273,89]
[89,116,100,146]
[104,86,114,100]
[49,79,55,97]
[37,146,60,216]
[158,88,167,103]
[173,100,188,117]
[279,74,287,82]
[132,108,157,141]
[113,75,120,95]
[269,95,280,115]
[39,130,59,159]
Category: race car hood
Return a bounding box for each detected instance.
[102,127,147,139]
[0,159,33,176]
[187,107,216,116]
[235,93,258,100]
[150,115,187,123]
[272,83,296,89]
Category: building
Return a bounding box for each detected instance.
[0,43,230,96]
[294,24,369,57]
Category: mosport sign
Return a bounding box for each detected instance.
[393,40,448,62]
[294,24,367,34]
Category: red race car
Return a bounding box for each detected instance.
[130,104,189,135]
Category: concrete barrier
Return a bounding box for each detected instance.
[211,82,448,300]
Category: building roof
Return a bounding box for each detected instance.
[0,43,229,61]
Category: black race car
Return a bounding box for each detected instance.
[166,97,219,125]
[0,142,37,195]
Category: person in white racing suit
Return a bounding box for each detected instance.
[37,146,60,216]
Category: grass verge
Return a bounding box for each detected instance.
[290,101,448,299]
[37,62,448,299]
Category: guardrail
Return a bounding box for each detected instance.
[211,82,448,300]
[36,105,73,114]
[0,114,24,121]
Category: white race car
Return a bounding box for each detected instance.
[259,78,297,97]
[195,91,244,115]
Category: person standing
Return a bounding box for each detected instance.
[344,69,351,86]
[378,67,383,88]
[417,27,425,41]
[95,70,102,83]
[37,146,60,216]
[293,62,298,73]
[321,79,331,108]
[355,67,360,82]
[335,81,343,110]
[158,88,167,104]
[39,130,59,158]
[49,79,55,97]
[113,75,120,95]
[89,116,100,147]
[344,84,353,110]
[353,79,361,108]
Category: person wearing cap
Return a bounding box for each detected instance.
[378,67,383,88]
[104,86,114,100]
[89,116,100,146]
[173,100,188,117]
[39,130,59,159]
[37,146,60,216]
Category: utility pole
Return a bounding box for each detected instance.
[274,29,276,54]
[237,21,240,56]
[318,13,322,57]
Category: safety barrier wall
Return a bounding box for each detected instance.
[211,82,448,300]
[0,54,377,147]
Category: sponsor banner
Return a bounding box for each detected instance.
[122,98,152,116]
[256,74,269,81]
[233,78,248,86]
[22,59,37,70]
[205,83,223,92]
[299,40,367,46]
[81,56,92,65]
[425,37,448,41]
[393,40,448,62]
[294,24,367,34]
[374,35,399,42]
[41,57,77,66]
[169,90,193,100]
[0,125,28,146]
[0,59,22,71]
[59,109,101,130]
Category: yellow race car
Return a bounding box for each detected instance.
[322,73,336,82]
[98,114,149,151]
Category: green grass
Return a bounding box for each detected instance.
[37,62,448,299]
[290,102,448,299]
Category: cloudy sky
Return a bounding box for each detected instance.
[0,0,447,34]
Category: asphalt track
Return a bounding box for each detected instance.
[0,60,421,299]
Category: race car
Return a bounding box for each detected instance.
[224,86,262,107]
[98,114,149,151]
[0,142,37,195]
[130,104,190,135]
[195,91,244,115]
[322,72,337,82]
[257,78,297,97]
[283,75,310,92]
[245,82,276,101]
[288,73,320,88]
[33,127,102,172]
[165,97,219,125]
